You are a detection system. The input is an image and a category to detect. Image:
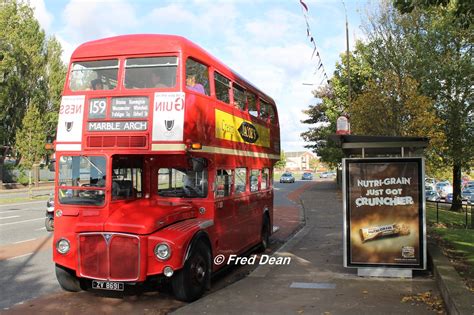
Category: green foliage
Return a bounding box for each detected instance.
[0,0,66,153]
[0,0,46,149]
[274,150,287,170]
[44,37,67,140]
[301,1,472,211]
[387,1,473,210]
[16,169,29,186]
[301,43,373,167]
[15,103,46,169]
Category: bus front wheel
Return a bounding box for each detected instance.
[55,264,82,292]
[172,241,211,302]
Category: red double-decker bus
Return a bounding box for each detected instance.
[52,34,280,301]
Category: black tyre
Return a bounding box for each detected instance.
[55,264,82,292]
[258,215,271,252]
[172,241,211,302]
[45,217,54,232]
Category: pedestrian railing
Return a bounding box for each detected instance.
[426,199,473,229]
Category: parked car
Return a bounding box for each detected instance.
[461,188,474,201]
[45,194,54,231]
[465,184,474,190]
[445,193,453,203]
[435,182,453,198]
[301,172,313,180]
[425,190,440,202]
[320,171,335,178]
[425,185,434,192]
[280,172,295,183]
[425,177,436,190]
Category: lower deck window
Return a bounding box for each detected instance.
[216,169,232,197]
[157,168,208,198]
[234,168,247,194]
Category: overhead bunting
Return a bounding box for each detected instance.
[299,0,330,87]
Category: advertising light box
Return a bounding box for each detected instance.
[343,158,426,269]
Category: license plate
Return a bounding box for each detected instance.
[92,280,124,291]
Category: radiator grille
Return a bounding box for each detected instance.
[79,233,140,281]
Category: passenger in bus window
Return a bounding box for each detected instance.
[150,72,167,88]
[186,74,205,94]
[91,79,103,90]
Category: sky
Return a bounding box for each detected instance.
[30,0,372,154]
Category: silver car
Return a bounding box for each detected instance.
[436,182,453,198]
[425,190,440,202]
[461,189,474,201]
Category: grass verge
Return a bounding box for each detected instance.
[0,195,49,205]
[426,203,474,291]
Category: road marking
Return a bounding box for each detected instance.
[290,282,336,289]
[35,227,46,231]
[14,238,37,244]
[0,218,43,226]
[0,215,20,220]
[6,253,34,261]
[0,210,21,214]
[0,200,46,207]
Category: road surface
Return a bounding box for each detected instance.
[0,179,313,312]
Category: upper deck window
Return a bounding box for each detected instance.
[186,58,209,95]
[260,99,275,123]
[214,72,230,104]
[69,59,118,91]
[124,56,178,89]
[232,83,246,110]
[247,92,258,117]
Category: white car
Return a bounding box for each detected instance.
[436,182,453,198]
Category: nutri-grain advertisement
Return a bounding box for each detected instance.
[343,158,426,269]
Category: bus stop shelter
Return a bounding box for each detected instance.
[330,135,429,159]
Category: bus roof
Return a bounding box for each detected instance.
[71,34,275,104]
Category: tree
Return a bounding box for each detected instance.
[274,150,287,170]
[43,37,67,140]
[301,42,373,167]
[350,72,446,175]
[15,103,46,196]
[363,0,473,210]
[0,0,47,148]
[0,0,66,186]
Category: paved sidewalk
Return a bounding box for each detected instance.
[174,181,443,315]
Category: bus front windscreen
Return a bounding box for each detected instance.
[69,59,119,91]
[124,56,178,89]
[58,155,107,206]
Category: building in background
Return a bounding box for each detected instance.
[285,151,318,171]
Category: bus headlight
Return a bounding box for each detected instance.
[154,243,171,260]
[56,238,70,254]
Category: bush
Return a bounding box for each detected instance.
[17,170,30,186]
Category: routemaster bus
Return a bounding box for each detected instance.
[52,34,280,302]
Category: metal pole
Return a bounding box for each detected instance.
[469,201,474,229]
[466,203,469,228]
[346,12,351,111]
[436,202,439,224]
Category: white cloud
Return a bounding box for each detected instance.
[61,0,138,43]
[47,0,369,152]
[30,0,53,32]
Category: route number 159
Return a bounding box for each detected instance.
[89,98,106,118]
